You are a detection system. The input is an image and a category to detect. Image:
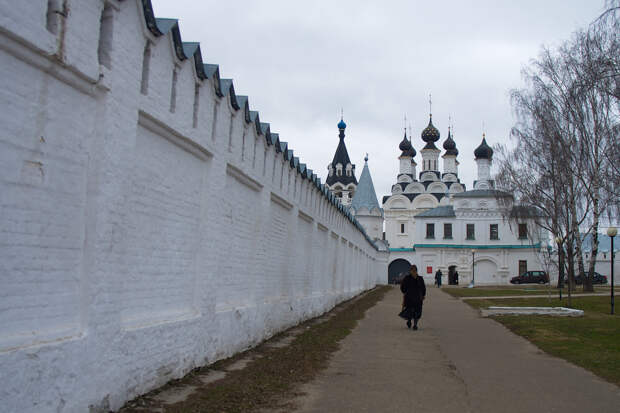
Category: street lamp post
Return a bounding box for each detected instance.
[607,226,617,315]
[469,249,475,288]
[555,237,562,299]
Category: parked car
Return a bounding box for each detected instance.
[510,271,549,284]
[563,272,608,285]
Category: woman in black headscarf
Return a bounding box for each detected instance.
[399,264,426,330]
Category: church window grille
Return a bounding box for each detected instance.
[519,260,527,276]
[490,224,499,240]
[426,223,435,239]
[518,223,527,239]
[400,223,406,234]
[466,224,475,240]
[444,223,452,239]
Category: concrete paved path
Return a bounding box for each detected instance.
[293,286,620,413]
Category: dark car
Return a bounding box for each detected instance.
[510,271,549,284]
[564,272,608,285]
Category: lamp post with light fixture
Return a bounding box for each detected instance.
[607,226,617,315]
[469,249,475,288]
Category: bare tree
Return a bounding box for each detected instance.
[496,2,619,293]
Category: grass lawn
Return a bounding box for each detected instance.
[442,285,610,298]
[463,295,620,386]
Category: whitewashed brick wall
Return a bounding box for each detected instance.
[0,1,388,411]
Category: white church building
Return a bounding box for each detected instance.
[328,114,546,286]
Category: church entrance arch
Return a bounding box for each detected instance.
[388,259,411,284]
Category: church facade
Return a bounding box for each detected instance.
[328,115,546,285]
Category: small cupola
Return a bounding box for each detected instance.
[421,115,440,149]
[474,134,493,160]
[442,127,458,156]
[399,131,416,157]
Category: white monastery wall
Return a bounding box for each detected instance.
[0,1,388,412]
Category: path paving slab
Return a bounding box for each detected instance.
[293,286,620,413]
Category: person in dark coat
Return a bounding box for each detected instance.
[435,269,442,288]
[399,264,426,330]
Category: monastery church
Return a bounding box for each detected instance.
[326,114,544,286]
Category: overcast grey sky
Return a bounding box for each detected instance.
[151,0,604,201]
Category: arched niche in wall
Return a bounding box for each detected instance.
[404,182,425,194]
[449,183,464,193]
[412,193,439,210]
[443,173,457,182]
[397,174,413,183]
[427,182,448,193]
[420,172,438,182]
[385,195,411,210]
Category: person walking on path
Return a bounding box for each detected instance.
[399,264,426,330]
[435,269,442,288]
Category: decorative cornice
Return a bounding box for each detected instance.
[414,243,541,250]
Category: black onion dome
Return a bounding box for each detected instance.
[399,133,411,151]
[474,135,493,159]
[421,115,440,143]
[443,128,458,156]
[398,132,416,157]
